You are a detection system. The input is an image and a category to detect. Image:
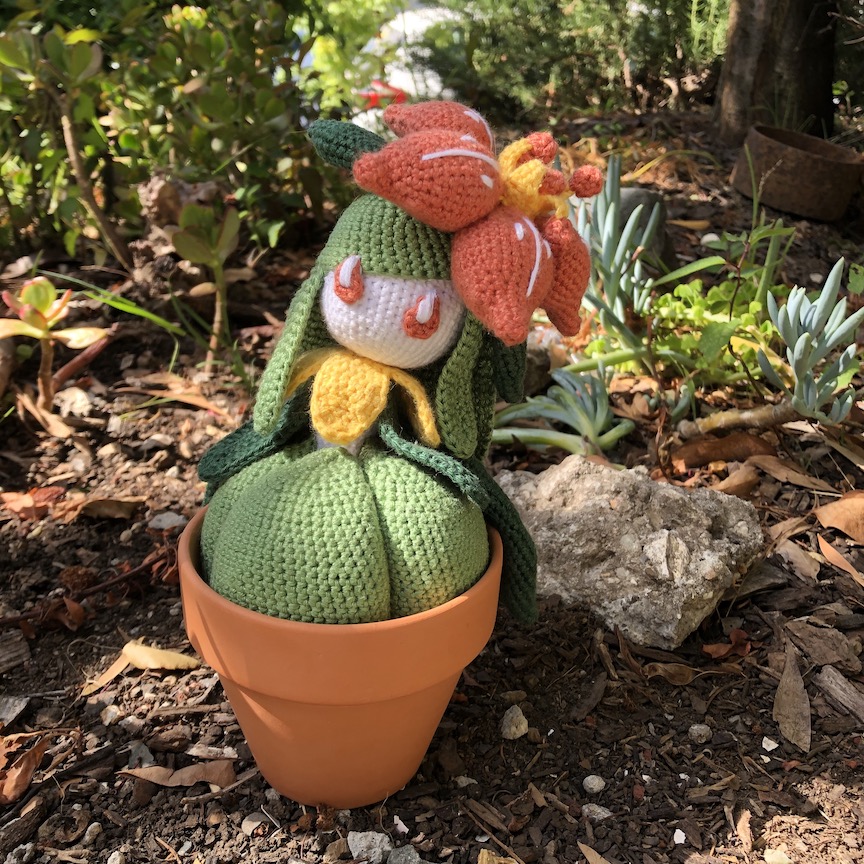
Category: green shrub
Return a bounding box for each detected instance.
[411,0,729,125]
[0,1,394,259]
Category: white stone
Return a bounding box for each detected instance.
[497,456,764,648]
[347,831,393,864]
[673,828,687,845]
[582,774,606,794]
[147,512,188,531]
[688,724,713,744]
[100,704,122,726]
[106,853,126,864]
[500,704,529,740]
[389,846,423,864]
[82,822,102,846]
[581,804,613,823]
[762,736,780,752]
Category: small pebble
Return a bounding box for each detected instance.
[581,804,613,823]
[454,775,478,787]
[100,704,122,726]
[673,828,687,845]
[688,723,713,744]
[106,853,126,864]
[82,822,102,846]
[500,704,529,740]
[501,690,527,704]
[582,774,606,795]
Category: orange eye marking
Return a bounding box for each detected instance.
[402,293,440,339]
[334,255,364,303]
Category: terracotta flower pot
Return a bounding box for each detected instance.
[731,124,864,221]
[178,509,503,808]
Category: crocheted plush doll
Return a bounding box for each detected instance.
[197,100,601,626]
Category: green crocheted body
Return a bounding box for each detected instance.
[204,444,489,623]
[199,185,538,625]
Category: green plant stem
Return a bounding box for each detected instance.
[56,94,134,273]
[205,261,228,375]
[564,347,651,373]
[491,427,592,455]
[677,397,797,439]
[37,338,55,411]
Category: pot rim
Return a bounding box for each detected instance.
[749,124,864,167]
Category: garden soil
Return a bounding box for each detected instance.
[2,111,863,864]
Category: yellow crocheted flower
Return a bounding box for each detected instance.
[285,348,440,448]
[498,136,570,220]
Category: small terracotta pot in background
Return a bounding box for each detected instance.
[731,124,864,222]
[178,509,503,808]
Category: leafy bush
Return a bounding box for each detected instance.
[411,0,729,125]
[0,0,394,259]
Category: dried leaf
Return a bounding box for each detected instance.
[768,516,811,545]
[53,493,145,523]
[703,629,752,659]
[0,735,51,805]
[577,842,613,864]
[120,760,235,789]
[746,455,834,492]
[116,386,228,416]
[713,464,761,498]
[15,388,75,437]
[814,491,864,544]
[817,536,864,589]
[772,641,811,752]
[672,433,775,471]
[775,539,820,581]
[643,662,699,685]
[764,850,793,864]
[477,853,519,864]
[122,640,200,671]
[81,654,131,697]
[667,219,711,230]
[0,487,65,520]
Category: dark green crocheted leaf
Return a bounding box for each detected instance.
[490,337,527,404]
[467,458,538,624]
[199,387,311,497]
[252,272,326,434]
[378,417,489,510]
[308,120,386,169]
[435,315,484,459]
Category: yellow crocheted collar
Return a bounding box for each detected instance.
[286,348,440,448]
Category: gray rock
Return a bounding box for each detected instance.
[500,704,529,740]
[347,832,393,864]
[688,723,713,744]
[582,774,606,794]
[497,456,764,648]
[388,846,423,864]
[581,803,613,823]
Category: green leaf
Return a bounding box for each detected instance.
[68,42,102,83]
[43,30,67,73]
[266,220,285,249]
[699,320,740,361]
[0,35,29,70]
[848,263,864,297]
[179,203,216,232]
[64,29,102,45]
[215,208,240,264]
[0,319,45,341]
[652,256,726,288]
[172,229,216,266]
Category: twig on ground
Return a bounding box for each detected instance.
[180,767,260,804]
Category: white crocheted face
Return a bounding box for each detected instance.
[320,255,466,368]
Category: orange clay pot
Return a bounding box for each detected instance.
[178,509,503,808]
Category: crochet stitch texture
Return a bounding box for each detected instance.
[199,100,599,626]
